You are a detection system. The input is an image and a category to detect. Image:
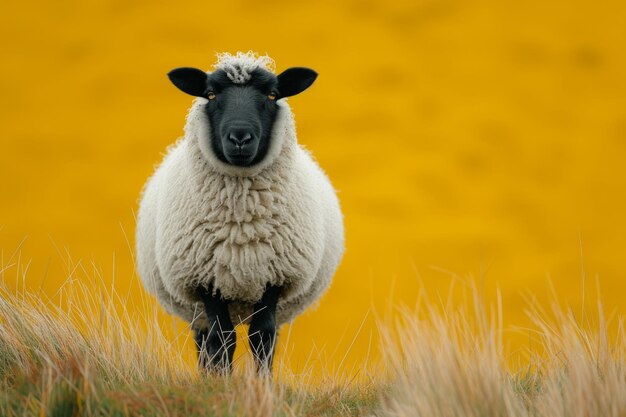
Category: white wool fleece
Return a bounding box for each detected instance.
[136,72,344,328]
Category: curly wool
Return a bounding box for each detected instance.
[136,68,344,329]
[213,51,275,84]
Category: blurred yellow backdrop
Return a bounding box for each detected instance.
[1,0,626,374]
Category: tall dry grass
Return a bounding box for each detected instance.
[0,255,377,416]
[1,254,626,416]
[379,286,526,417]
[379,282,626,417]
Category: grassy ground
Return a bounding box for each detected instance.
[0,264,381,417]
[1,265,625,416]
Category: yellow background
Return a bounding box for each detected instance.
[2,0,626,374]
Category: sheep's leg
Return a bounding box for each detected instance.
[197,286,236,374]
[248,285,281,374]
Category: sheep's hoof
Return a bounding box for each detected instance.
[194,327,236,375]
[249,321,277,374]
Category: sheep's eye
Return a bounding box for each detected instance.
[207,92,216,100]
[267,92,276,100]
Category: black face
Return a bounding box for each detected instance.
[204,69,278,166]
[167,65,318,167]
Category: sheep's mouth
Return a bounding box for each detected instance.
[225,153,255,167]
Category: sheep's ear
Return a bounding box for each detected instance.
[167,67,208,97]
[276,67,318,98]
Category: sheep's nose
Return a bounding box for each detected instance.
[227,128,253,147]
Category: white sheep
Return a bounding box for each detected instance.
[135,52,345,373]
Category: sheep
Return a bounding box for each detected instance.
[135,52,345,374]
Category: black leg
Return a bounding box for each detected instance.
[196,285,236,374]
[248,285,281,374]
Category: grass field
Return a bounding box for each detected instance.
[2,254,624,417]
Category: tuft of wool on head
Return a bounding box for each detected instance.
[213,51,276,84]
